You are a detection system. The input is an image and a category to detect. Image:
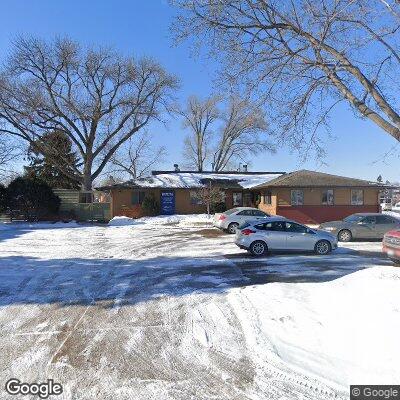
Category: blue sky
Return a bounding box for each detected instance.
[0,0,399,182]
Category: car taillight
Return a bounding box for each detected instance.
[219,215,226,220]
[241,229,256,235]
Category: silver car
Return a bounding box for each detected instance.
[319,213,400,242]
[235,217,337,256]
[213,207,271,234]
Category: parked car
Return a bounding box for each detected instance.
[392,202,400,213]
[383,229,400,264]
[235,217,337,256]
[380,201,392,211]
[319,213,400,242]
[213,207,272,234]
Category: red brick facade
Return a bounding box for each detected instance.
[277,205,380,225]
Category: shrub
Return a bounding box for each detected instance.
[7,177,60,221]
[211,201,227,213]
[141,195,159,216]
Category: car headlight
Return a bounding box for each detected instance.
[323,227,337,231]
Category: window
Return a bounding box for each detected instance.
[351,189,364,205]
[190,190,203,205]
[232,192,243,206]
[343,214,364,223]
[376,215,395,224]
[237,210,252,216]
[291,190,304,205]
[79,192,93,204]
[254,223,266,230]
[285,221,308,233]
[322,189,334,205]
[132,191,145,205]
[94,192,111,203]
[252,210,268,217]
[225,208,239,215]
[361,216,376,224]
[263,221,286,231]
[263,191,272,205]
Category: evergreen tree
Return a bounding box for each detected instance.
[7,177,60,221]
[377,175,383,183]
[25,131,81,189]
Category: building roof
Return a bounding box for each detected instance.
[255,169,391,188]
[97,169,393,191]
[98,171,285,190]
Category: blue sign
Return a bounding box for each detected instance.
[160,191,175,215]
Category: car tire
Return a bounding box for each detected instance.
[391,258,400,266]
[314,240,331,255]
[227,222,239,234]
[338,229,352,242]
[250,240,268,257]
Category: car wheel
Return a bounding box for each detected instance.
[250,240,268,256]
[338,229,352,242]
[391,258,400,266]
[227,222,239,234]
[314,240,331,255]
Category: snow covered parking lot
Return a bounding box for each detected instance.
[0,216,399,400]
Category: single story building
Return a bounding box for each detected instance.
[256,170,388,224]
[98,171,284,219]
[99,169,390,224]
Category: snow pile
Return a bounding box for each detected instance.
[139,214,212,226]
[107,216,137,226]
[108,214,213,227]
[0,221,79,230]
[233,266,400,390]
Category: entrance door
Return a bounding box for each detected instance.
[243,193,253,207]
[160,191,175,215]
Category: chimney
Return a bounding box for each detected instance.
[174,163,180,172]
[242,164,248,172]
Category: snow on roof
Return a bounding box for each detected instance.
[110,172,284,190]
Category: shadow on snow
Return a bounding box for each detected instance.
[0,249,392,307]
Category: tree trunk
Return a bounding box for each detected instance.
[82,156,93,191]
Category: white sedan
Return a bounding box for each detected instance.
[235,217,338,256]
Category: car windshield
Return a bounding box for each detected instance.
[238,222,250,229]
[343,215,364,223]
[224,208,239,215]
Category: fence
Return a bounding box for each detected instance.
[53,189,111,222]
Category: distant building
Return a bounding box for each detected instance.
[379,185,400,206]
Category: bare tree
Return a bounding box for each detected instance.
[109,131,167,179]
[212,97,274,171]
[0,136,20,182]
[192,182,225,215]
[0,37,178,189]
[177,95,220,171]
[172,0,400,155]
